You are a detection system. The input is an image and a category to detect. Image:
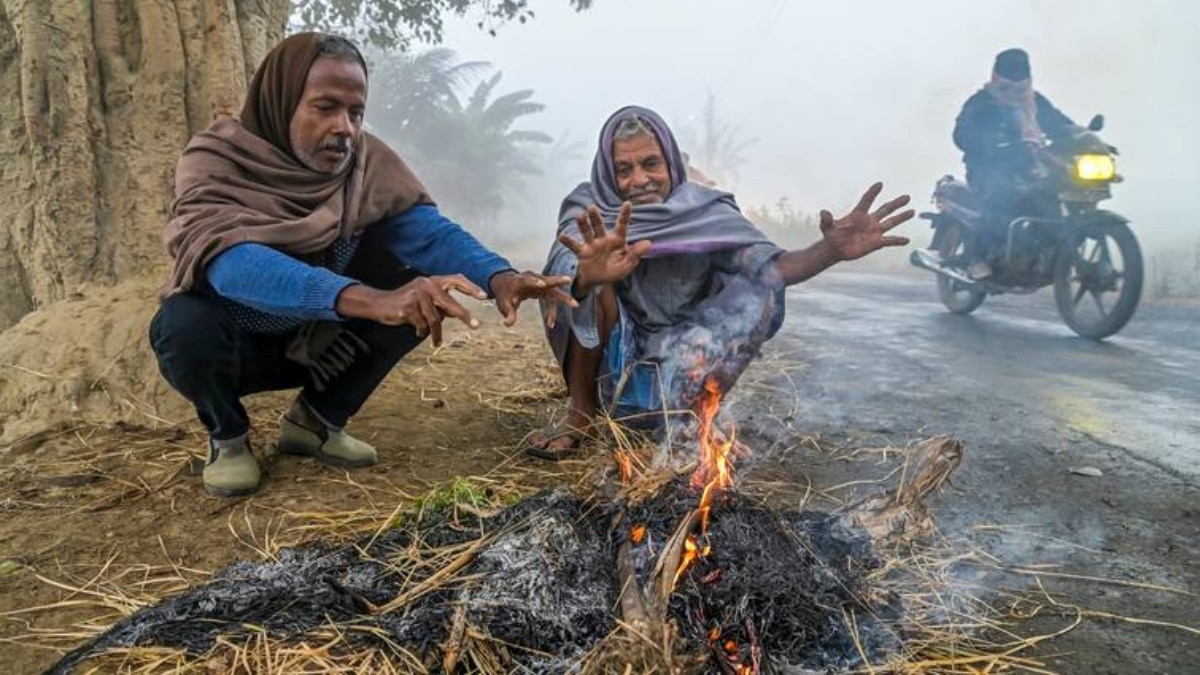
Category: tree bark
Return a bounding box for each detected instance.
[0,0,289,329]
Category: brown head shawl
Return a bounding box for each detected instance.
[162,32,431,296]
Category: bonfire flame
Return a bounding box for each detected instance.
[668,377,742,594]
[690,377,738,535]
[678,378,760,672]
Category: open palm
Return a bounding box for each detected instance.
[558,202,652,292]
[820,182,914,261]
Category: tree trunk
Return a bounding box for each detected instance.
[0,0,289,329]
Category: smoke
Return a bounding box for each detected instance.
[656,273,780,411]
[430,0,1198,261]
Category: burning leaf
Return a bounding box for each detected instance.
[672,535,701,590]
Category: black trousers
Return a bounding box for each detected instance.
[149,248,424,441]
[966,166,1023,257]
[966,163,1053,261]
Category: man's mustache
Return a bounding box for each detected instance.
[626,182,662,199]
[322,137,351,153]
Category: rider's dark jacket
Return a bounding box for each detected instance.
[953,90,1074,186]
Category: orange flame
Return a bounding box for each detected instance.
[614,448,633,484]
[671,379,750,594]
[670,533,712,590]
[690,378,738,534]
[672,535,700,589]
[629,524,647,545]
[676,533,700,586]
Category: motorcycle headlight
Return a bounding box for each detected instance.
[1075,154,1116,181]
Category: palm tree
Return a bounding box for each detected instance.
[365,47,487,146]
[681,92,757,188]
[365,49,552,226]
[417,71,552,225]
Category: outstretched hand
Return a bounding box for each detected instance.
[557,202,652,294]
[489,270,575,327]
[366,275,486,347]
[820,182,914,261]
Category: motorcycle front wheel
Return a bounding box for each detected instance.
[936,221,987,314]
[1053,219,1143,339]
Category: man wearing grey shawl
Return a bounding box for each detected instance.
[527,106,913,459]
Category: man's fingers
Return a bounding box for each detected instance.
[575,212,595,243]
[540,274,572,289]
[437,274,486,300]
[546,288,577,309]
[629,239,652,260]
[819,209,835,233]
[558,233,585,255]
[407,305,429,336]
[418,294,442,346]
[881,209,916,231]
[502,302,519,327]
[580,207,596,240]
[854,182,884,213]
[432,290,479,329]
[871,194,911,220]
[587,205,607,240]
[881,235,911,248]
[544,301,559,330]
[614,201,633,242]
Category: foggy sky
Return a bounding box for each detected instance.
[426,0,1199,249]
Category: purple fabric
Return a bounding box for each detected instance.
[544,106,775,277]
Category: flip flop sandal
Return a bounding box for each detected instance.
[522,427,585,461]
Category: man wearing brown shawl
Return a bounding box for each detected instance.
[953,48,1075,278]
[151,33,571,497]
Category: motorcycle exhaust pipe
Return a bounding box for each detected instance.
[909,249,982,289]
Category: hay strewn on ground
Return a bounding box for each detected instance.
[4,314,1195,674]
[15,430,1170,675]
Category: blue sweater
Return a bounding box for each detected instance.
[207,204,511,326]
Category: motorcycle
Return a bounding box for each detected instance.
[910,114,1142,339]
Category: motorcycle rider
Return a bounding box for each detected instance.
[953,48,1075,278]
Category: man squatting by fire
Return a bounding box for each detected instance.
[150,33,573,497]
[527,107,914,459]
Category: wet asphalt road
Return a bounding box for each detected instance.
[746,270,1199,674]
[778,270,1200,479]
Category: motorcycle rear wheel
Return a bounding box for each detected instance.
[936,221,987,314]
[1053,219,1143,339]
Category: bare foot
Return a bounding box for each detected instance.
[524,409,593,461]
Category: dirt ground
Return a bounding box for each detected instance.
[0,305,583,674]
[1,288,1196,673]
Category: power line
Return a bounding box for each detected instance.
[713,0,790,94]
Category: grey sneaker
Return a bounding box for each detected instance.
[203,438,261,498]
[278,417,377,468]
